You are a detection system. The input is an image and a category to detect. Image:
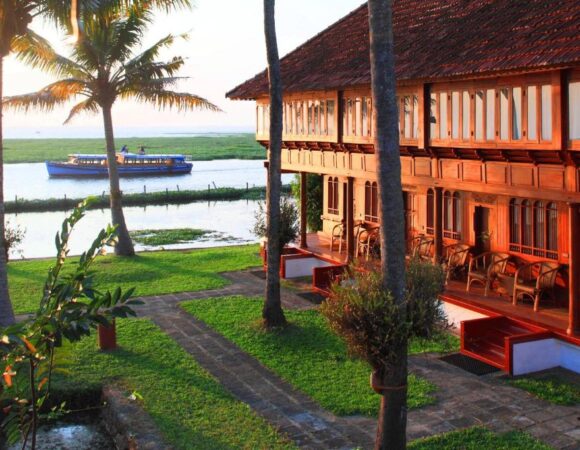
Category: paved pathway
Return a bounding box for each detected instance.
[134,270,580,450]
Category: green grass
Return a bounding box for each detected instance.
[130,228,212,246]
[409,426,552,450]
[52,319,294,450]
[3,134,265,164]
[506,374,580,406]
[9,245,261,314]
[182,295,447,417]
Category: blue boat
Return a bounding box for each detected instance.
[46,153,193,178]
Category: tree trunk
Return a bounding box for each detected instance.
[262,0,286,328]
[0,56,15,327]
[368,1,408,449]
[102,104,135,257]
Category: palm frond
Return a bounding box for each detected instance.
[3,79,86,113]
[122,90,222,113]
[64,97,100,124]
[11,31,91,80]
[123,33,186,73]
[106,7,149,65]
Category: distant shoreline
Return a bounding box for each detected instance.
[2,134,264,164]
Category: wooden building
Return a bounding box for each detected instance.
[227,0,580,375]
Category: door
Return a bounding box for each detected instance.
[473,206,491,254]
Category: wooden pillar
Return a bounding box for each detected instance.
[568,203,580,336]
[346,177,355,262]
[299,172,308,249]
[433,187,444,263]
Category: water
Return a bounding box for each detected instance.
[9,200,262,259]
[7,159,293,201]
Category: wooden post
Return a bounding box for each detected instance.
[433,187,443,263]
[299,172,308,249]
[98,321,117,351]
[568,203,580,336]
[346,177,355,261]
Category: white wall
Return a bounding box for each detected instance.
[512,338,580,375]
[284,257,334,279]
[441,301,489,330]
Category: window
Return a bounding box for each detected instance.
[362,97,370,137]
[509,198,558,259]
[413,95,419,139]
[541,85,552,141]
[462,91,470,140]
[404,96,412,139]
[443,191,461,240]
[512,87,522,140]
[486,89,495,141]
[475,90,484,140]
[327,100,335,136]
[257,105,264,135]
[570,81,580,140]
[365,181,379,222]
[426,189,434,235]
[440,92,448,138]
[430,93,438,139]
[452,91,460,139]
[327,177,339,215]
[500,88,509,141]
[527,86,537,140]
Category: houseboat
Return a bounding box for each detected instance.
[228,0,580,375]
[46,153,193,177]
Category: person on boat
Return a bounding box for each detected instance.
[139,146,146,155]
[120,145,128,154]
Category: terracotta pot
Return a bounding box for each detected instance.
[98,321,117,351]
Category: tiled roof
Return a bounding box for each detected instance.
[227,0,580,100]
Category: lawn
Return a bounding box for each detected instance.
[9,245,261,314]
[52,319,294,450]
[506,373,580,406]
[3,134,265,164]
[182,295,458,417]
[409,427,552,450]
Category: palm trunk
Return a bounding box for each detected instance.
[368,1,408,449]
[0,56,15,327]
[262,0,286,328]
[102,104,135,257]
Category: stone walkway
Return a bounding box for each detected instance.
[134,270,580,450]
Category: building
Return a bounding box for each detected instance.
[227,0,580,375]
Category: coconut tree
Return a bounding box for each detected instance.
[262,0,286,328]
[4,7,220,256]
[368,0,408,448]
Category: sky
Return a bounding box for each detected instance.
[3,0,364,138]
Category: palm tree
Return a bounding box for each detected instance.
[4,7,220,256]
[368,0,408,449]
[262,0,286,328]
[0,0,192,324]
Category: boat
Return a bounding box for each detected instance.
[46,153,193,178]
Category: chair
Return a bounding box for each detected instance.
[358,227,380,261]
[466,252,510,296]
[410,236,434,262]
[512,261,560,312]
[442,244,471,284]
[330,222,345,253]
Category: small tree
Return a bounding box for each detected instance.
[252,197,299,254]
[290,174,323,232]
[320,260,447,440]
[3,222,25,261]
[0,199,141,449]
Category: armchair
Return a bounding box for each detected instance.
[512,261,560,312]
[466,252,510,296]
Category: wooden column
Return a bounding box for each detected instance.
[433,187,444,263]
[346,177,355,262]
[568,203,580,336]
[299,172,308,249]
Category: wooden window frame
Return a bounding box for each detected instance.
[443,190,461,240]
[426,188,434,236]
[364,181,379,223]
[508,198,558,260]
[568,70,580,150]
[327,177,339,216]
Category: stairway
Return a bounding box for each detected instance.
[461,316,549,373]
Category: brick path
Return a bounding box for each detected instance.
[134,271,580,450]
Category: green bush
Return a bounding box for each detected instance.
[251,197,299,252]
[290,174,323,231]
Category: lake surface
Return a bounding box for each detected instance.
[8,159,293,201]
[8,200,262,259]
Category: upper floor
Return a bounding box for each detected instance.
[255,69,580,155]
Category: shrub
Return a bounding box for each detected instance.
[3,222,25,261]
[251,196,299,252]
[320,259,447,370]
[290,174,323,231]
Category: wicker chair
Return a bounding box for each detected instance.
[358,227,380,261]
[466,252,510,296]
[442,244,471,284]
[330,222,345,253]
[512,261,560,312]
[411,235,434,262]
